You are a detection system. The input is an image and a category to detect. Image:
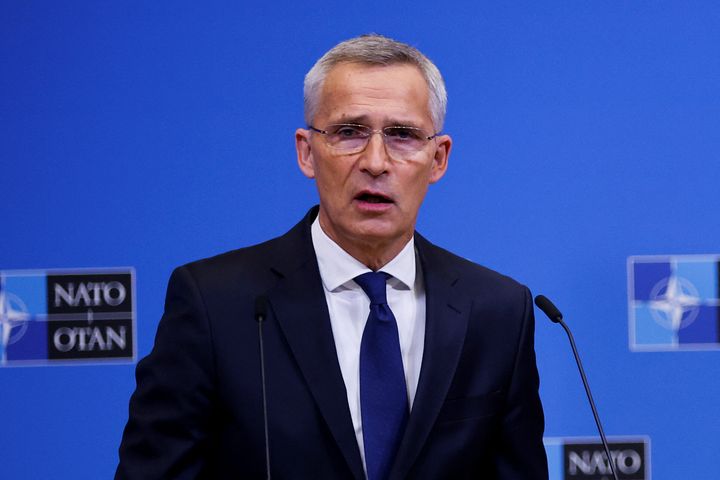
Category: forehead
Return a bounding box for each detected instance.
[316,62,432,126]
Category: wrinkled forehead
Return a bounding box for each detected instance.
[316,62,433,126]
[320,61,429,95]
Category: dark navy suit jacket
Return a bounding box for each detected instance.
[116,207,548,479]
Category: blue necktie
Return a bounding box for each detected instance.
[355,272,408,480]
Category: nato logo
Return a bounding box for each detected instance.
[0,268,135,366]
[628,255,720,351]
[544,436,650,479]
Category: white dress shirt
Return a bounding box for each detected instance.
[310,216,426,471]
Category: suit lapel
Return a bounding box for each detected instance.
[390,234,471,480]
[265,210,365,480]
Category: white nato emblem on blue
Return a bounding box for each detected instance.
[646,275,701,331]
[628,255,720,351]
[0,290,32,363]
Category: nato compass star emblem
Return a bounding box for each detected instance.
[647,275,701,331]
[628,255,720,351]
[0,290,31,362]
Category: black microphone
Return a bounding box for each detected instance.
[255,295,271,480]
[534,295,619,480]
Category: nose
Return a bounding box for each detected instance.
[358,132,391,176]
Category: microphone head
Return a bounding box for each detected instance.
[255,295,268,322]
[534,294,563,323]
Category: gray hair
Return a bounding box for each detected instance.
[303,34,447,131]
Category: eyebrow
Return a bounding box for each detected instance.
[330,115,425,130]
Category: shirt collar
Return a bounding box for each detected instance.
[311,215,416,292]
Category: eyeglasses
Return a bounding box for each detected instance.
[308,123,439,158]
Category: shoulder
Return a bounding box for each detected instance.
[417,234,527,292]
[170,210,315,300]
[183,235,289,281]
[416,233,531,314]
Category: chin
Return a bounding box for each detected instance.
[351,224,407,244]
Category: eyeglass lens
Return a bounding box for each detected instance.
[323,124,430,156]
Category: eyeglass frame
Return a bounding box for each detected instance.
[307,123,441,157]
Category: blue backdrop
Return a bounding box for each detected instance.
[2,1,719,478]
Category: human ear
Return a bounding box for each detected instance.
[295,128,315,179]
[429,134,451,184]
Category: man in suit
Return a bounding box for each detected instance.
[117,34,548,479]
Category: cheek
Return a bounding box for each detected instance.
[320,159,356,185]
[402,167,434,203]
[315,165,348,202]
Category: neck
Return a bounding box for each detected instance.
[318,216,412,271]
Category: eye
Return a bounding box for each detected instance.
[385,127,423,140]
[328,125,368,138]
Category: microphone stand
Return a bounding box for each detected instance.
[535,295,619,480]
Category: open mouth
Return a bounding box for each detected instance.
[356,192,393,204]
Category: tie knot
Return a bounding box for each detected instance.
[354,272,390,305]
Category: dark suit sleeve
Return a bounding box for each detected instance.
[116,266,216,480]
[495,286,549,479]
